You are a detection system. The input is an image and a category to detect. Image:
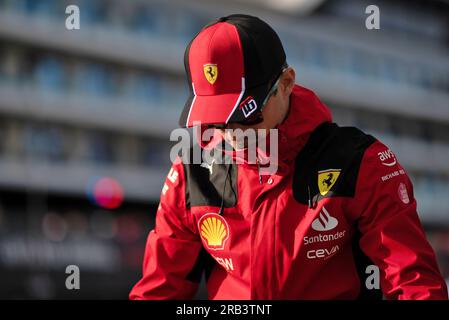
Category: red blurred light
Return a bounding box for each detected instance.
[92,177,124,209]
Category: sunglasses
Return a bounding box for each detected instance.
[207,64,289,129]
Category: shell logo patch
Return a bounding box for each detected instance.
[203,64,218,84]
[318,169,341,196]
[198,213,229,250]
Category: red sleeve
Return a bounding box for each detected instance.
[354,140,448,300]
[129,158,203,300]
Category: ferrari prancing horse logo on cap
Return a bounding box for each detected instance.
[203,64,218,84]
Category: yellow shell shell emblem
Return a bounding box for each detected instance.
[318,169,341,196]
[198,213,229,250]
[203,64,218,85]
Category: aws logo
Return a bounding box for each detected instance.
[378,149,397,167]
[198,213,230,251]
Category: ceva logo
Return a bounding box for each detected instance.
[307,245,340,260]
[311,206,338,231]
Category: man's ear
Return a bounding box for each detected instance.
[280,67,296,96]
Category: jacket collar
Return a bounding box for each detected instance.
[275,85,333,172]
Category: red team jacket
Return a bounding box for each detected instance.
[130,85,448,300]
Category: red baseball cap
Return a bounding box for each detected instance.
[179,14,287,128]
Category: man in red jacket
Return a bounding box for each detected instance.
[130,14,448,300]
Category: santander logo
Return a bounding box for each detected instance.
[311,206,338,231]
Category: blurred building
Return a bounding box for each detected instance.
[0,0,448,298]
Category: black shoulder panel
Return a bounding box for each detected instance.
[293,122,376,205]
[182,148,237,209]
